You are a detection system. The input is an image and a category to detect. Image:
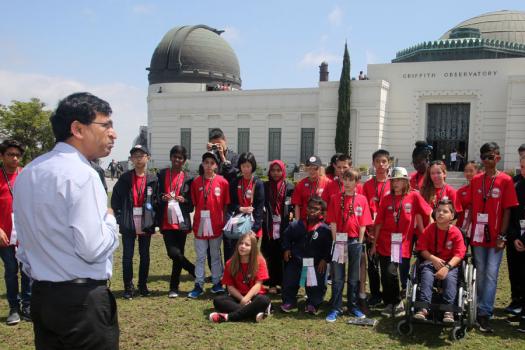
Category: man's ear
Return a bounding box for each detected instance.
[70,120,84,139]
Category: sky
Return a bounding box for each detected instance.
[1,0,523,164]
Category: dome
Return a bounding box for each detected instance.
[440,10,525,45]
[148,25,241,87]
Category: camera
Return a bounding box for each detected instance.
[211,144,219,151]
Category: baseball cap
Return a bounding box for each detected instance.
[130,144,150,155]
[306,155,322,167]
[202,151,219,165]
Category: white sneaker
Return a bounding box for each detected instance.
[394,302,406,317]
[255,312,266,323]
[168,290,179,298]
[381,304,394,317]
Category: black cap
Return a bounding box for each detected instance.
[202,151,219,164]
[130,144,150,155]
[306,155,322,167]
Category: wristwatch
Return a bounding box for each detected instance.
[497,234,507,242]
[445,263,453,270]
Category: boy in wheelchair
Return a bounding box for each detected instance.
[414,199,466,323]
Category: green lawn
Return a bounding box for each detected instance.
[1,234,524,349]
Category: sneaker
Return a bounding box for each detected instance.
[368,295,382,307]
[305,304,320,315]
[281,303,296,313]
[211,283,225,294]
[414,308,428,320]
[478,315,494,333]
[506,315,521,324]
[255,312,266,323]
[268,287,278,294]
[518,318,525,333]
[504,300,522,315]
[264,302,272,316]
[139,286,151,297]
[381,304,394,317]
[350,307,366,319]
[358,298,370,316]
[394,302,406,317]
[443,311,454,323]
[188,284,204,299]
[20,305,31,322]
[168,290,179,298]
[209,312,227,323]
[6,308,20,326]
[326,309,340,323]
[123,288,134,300]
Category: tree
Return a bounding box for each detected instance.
[335,42,351,155]
[0,98,54,163]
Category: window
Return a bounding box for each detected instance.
[237,128,250,154]
[268,128,281,161]
[300,128,315,163]
[180,128,191,159]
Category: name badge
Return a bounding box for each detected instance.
[391,233,402,243]
[201,210,211,218]
[302,257,314,267]
[520,219,525,236]
[477,213,488,224]
[336,232,348,242]
[133,207,143,216]
[272,215,281,223]
[9,213,17,245]
[285,196,291,205]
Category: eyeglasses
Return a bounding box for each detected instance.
[306,206,322,212]
[91,120,114,130]
[4,152,22,158]
[130,154,148,159]
[480,154,495,161]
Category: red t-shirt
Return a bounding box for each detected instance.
[321,178,363,208]
[191,175,230,239]
[375,191,432,258]
[291,176,332,220]
[362,177,391,218]
[409,171,425,191]
[131,173,147,207]
[456,183,471,229]
[0,168,19,242]
[161,169,186,231]
[416,223,466,262]
[421,184,463,228]
[236,177,262,238]
[466,172,519,248]
[222,255,269,295]
[326,193,373,237]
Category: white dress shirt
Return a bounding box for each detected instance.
[13,142,119,281]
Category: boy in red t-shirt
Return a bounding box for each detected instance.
[322,154,362,207]
[415,199,466,323]
[209,234,270,323]
[0,139,30,325]
[464,142,519,333]
[188,152,230,298]
[292,155,331,221]
[326,169,373,322]
[361,149,391,307]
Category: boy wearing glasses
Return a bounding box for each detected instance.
[281,196,332,315]
[465,142,518,333]
[111,145,158,299]
[0,140,31,325]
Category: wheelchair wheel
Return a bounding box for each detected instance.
[466,266,477,329]
[397,319,413,336]
[450,326,466,341]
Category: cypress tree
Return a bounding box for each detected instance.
[335,42,351,155]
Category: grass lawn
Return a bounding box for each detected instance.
[1,233,524,349]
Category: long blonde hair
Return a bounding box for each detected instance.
[229,234,260,281]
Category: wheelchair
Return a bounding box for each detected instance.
[397,252,477,341]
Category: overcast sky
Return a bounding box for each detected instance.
[1,0,523,164]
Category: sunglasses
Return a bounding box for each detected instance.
[480,154,495,161]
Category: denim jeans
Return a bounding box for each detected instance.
[418,261,459,304]
[0,245,31,309]
[194,236,223,286]
[122,234,151,289]
[472,246,503,317]
[331,239,361,311]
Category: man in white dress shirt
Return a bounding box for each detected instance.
[13,92,119,349]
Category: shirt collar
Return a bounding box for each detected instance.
[53,142,91,166]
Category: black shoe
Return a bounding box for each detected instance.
[507,315,521,324]
[139,286,150,297]
[20,305,31,322]
[518,318,525,333]
[368,295,382,307]
[504,300,522,315]
[478,315,494,333]
[123,288,134,300]
[6,308,20,325]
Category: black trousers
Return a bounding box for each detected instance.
[366,241,382,298]
[507,242,523,302]
[213,294,270,321]
[122,234,151,289]
[162,231,195,291]
[378,255,407,306]
[31,282,119,350]
[260,235,283,287]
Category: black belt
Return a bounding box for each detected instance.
[34,278,108,287]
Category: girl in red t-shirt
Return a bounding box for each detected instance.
[456,161,480,237]
[209,234,271,323]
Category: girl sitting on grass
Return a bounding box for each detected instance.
[209,234,271,323]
